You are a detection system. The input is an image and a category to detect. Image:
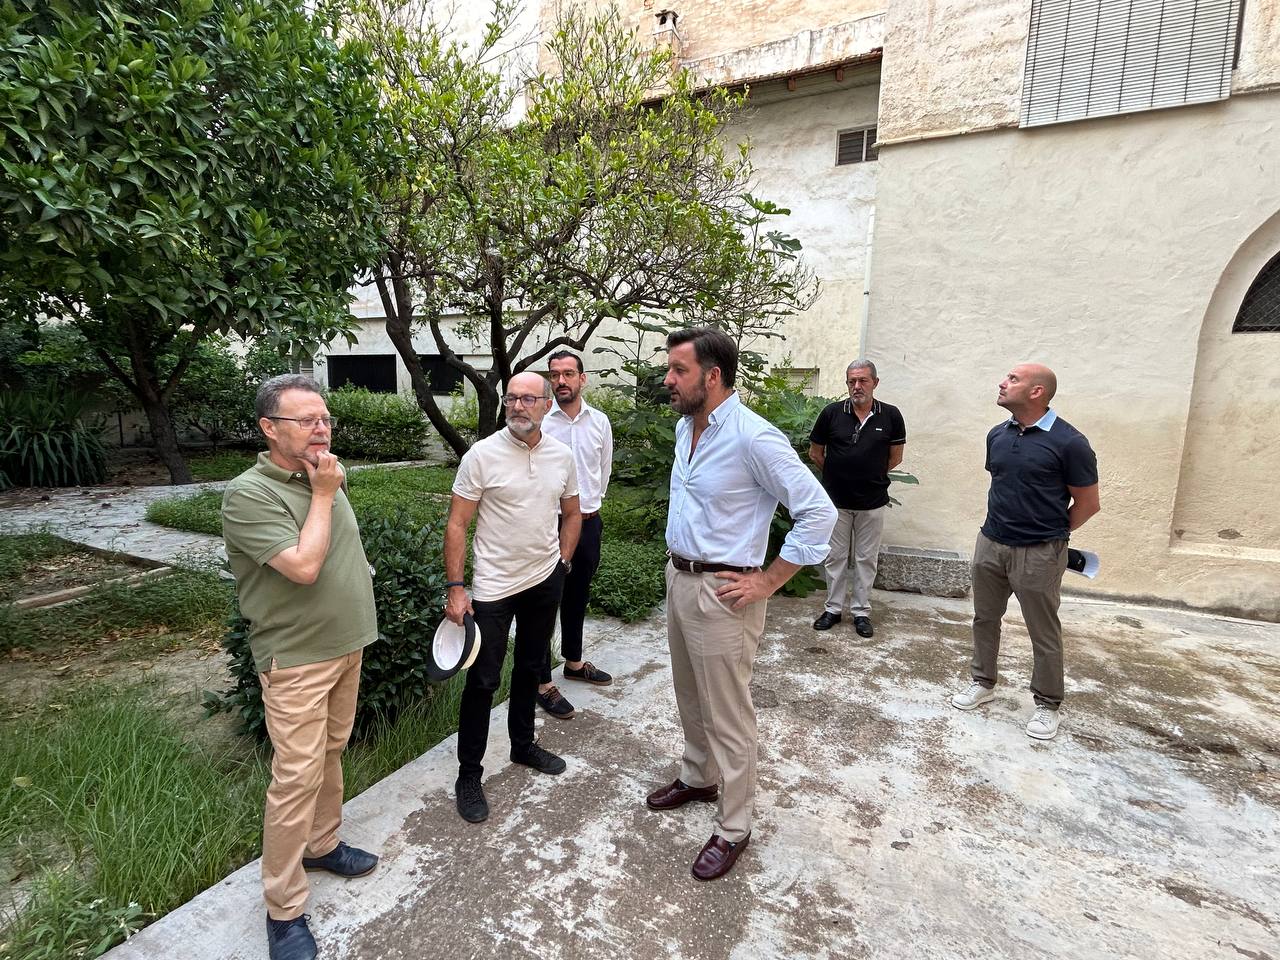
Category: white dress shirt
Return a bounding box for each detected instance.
[543,399,613,514]
[666,392,836,569]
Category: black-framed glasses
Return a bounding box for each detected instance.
[502,395,544,408]
[267,416,337,430]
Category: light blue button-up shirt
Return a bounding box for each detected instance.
[666,393,837,569]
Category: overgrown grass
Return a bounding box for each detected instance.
[0,533,70,599]
[185,449,258,482]
[0,689,269,960]
[0,649,516,960]
[146,465,459,537]
[0,569,232,653]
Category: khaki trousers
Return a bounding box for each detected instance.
[822,506,886,617]
[970,533,1068,708]
[665,562,768,842]
[260,649,362,920]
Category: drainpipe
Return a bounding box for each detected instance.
[859,207,875,355]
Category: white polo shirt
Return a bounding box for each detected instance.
[453,427,579,601]
[543,400,613,514]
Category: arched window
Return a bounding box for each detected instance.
[1234,251,1280,333]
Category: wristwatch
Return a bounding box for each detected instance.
[559,557,573,574]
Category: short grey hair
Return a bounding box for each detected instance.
[847,358,878,379]
[256,374,323,422]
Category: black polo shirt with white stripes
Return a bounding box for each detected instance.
[809,399,907,511]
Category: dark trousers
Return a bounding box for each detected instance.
[970,532,1068,709]
[540,514,603,683]
[458,565,565,778]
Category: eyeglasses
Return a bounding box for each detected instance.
[267,416,338,430]
[502,395,545,408]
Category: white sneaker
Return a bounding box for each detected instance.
[951,681,996,711]
[1026,705,1061,740]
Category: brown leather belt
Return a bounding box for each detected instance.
[670,554,751,574]
[580,511,599,521]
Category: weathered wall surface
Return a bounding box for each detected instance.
[877,0,1280,143]
[867,91,1280,618]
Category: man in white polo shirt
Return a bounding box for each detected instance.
[443,371,582,823]
[536,349,615,720]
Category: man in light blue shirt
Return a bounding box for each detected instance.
[645,326,836,881]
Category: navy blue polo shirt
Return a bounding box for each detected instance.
[981,409,1098,546]
[809,399,907,510]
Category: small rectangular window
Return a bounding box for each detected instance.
[327,354,397,393]
[836,127,878,165]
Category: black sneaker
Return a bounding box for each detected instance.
[813,611,841,630]
[511,742,567,775]
[853,616,874,638]
[455,775,489,823]
[266,914,317,960]
[563,661,613,686]
[536,684,576,719]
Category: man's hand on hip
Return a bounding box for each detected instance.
[714,570,775,609]
[303,452,344,498]
[445,585,473,625]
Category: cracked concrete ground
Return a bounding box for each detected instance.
[101,589,1278,960]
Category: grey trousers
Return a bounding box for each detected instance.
[822,506,886,617]
[970,532,1068,709]
[665,561,768,842]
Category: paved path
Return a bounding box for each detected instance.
[100,592,1278,960]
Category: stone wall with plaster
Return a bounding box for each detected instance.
[877,0,1280,143]
[867,91,1280,619]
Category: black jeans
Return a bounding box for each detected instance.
[457,564,565,779]
[541,514,603,683]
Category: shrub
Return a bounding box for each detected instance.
[590,541,667,622]
[0,386,107,489]
[145,491,225,536]
[208,512,451,740]
[443,382,479,451]
[170,337,289,450]
[326,387,430,461]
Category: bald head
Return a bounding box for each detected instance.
[508,371,552,399]
[503,371,553,442]
[997,362,1058,420]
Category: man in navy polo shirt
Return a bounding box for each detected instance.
[808,359,907,638]
[952,363,1100,741]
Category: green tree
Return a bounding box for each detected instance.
[0,0,384,482]
[347,0,816,456]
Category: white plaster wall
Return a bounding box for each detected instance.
[878,0,1280,143]
[867,91,1280,619]
[730,80,881,394]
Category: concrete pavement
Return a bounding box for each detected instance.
[99,590,1279,960]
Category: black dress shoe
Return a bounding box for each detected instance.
[645,778,719,810]
[853,616,874,637]
[813,611,841,630]
[511,742,566,774]
[563,660,613,685]
[536,684,576,719]
[302,841,378,878]
[691,832,750,880]
[267,914,317,960]
[455,775,489,823]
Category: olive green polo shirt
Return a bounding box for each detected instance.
[222,452,377,674]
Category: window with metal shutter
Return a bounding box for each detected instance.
[1019,0,1243,128]
[1234,252,1280,333]
[836,127,878,165]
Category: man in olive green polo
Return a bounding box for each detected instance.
[222,374,379,960]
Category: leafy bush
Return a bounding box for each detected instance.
[443,382,479,452]
[0,386,107,489]
[590,541,668,621]
[209,512,451,740]
[326,387,431,462]
[170,337,290,449]
[145,491,225,536]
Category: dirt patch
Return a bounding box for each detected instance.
[1,547,150,602]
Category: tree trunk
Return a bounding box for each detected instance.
[139,391,193,484]
[476,374,502,440]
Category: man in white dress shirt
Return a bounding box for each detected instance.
[645,326,836,881]
[536,350,616,719]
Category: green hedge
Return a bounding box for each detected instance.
[589,541,667,622]
[326,386,431,462]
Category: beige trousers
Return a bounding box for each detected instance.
[260,649,362,920]
[665,562,768,843]
[822,506,887,617]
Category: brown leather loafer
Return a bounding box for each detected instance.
[645,778,719,810]
[691,832,750,881]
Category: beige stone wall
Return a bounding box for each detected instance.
[867,91,1280,619]
[878,0,1280,143]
